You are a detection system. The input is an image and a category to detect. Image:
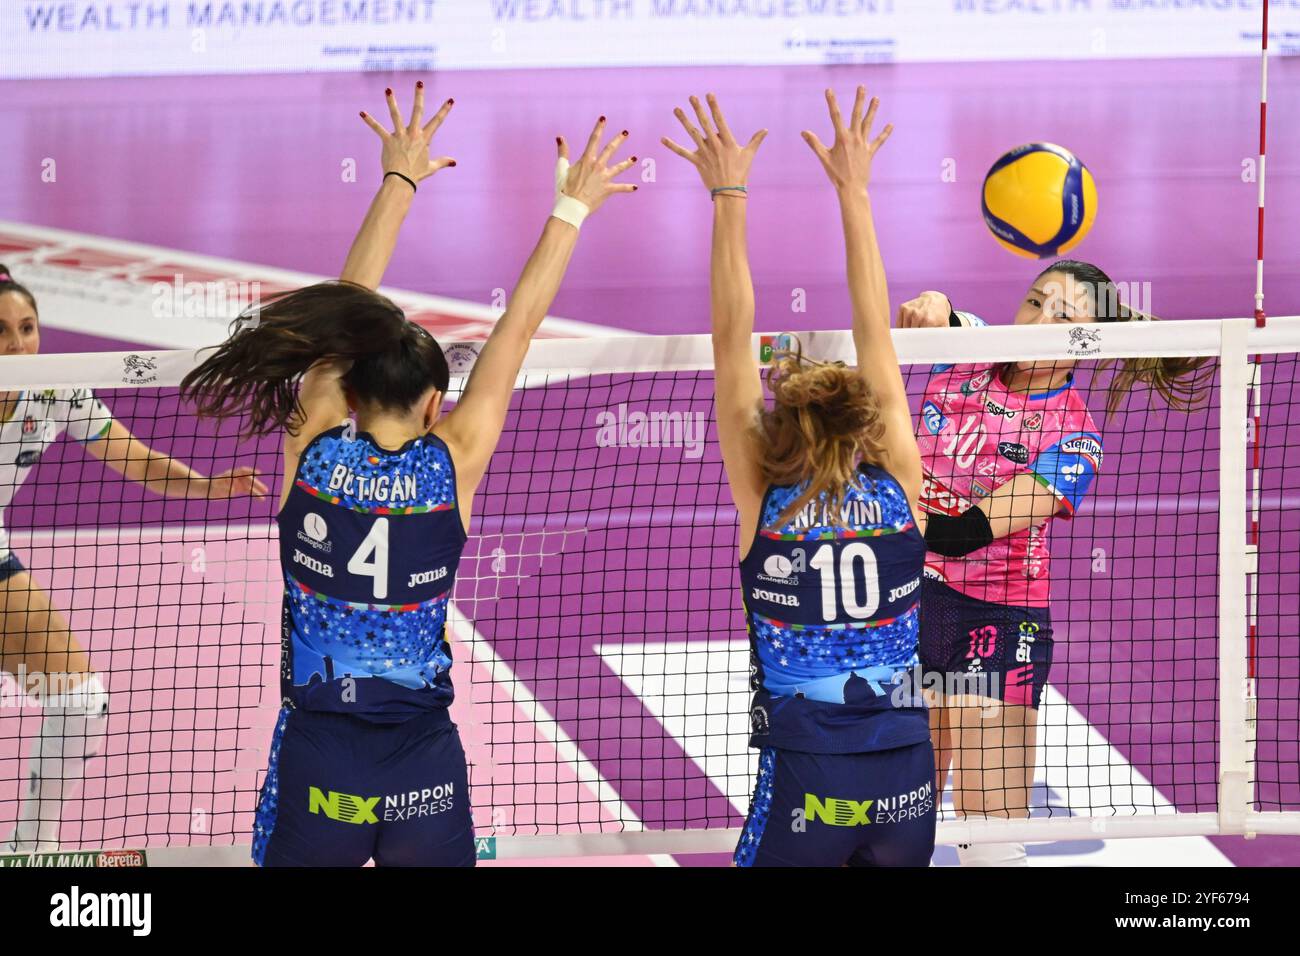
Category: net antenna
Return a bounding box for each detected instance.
[1242,0,1272,839]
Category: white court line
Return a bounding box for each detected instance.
[447,601,645,834]
[597,637,1232,863]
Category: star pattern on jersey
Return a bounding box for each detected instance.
[761,467,914,532]
[251,707,290,866]
[298,430,455,509]
[734,748,776,867]
[288,583,452,690]
[752,608,920,704]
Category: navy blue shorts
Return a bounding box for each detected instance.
[252,706,475,867]
[919,579,1053,709]
[734,741,936,867]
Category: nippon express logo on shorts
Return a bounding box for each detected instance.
[794,781,934,830]
[309,782,456,824]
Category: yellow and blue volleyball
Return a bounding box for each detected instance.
[981,143,1097,259]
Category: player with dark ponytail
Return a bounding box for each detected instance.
[182,86,636,866]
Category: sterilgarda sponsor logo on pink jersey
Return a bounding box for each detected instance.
[914,363,1098,608]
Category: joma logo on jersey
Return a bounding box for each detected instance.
[804,794,872,826]
[751,588,798,607]
[308,787,380,824]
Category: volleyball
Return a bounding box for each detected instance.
[981,143,1097,258]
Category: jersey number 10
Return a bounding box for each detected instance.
[808,542,880,622]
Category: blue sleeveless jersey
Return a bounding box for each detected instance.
[739,463,929,754]
[276,425,465,722]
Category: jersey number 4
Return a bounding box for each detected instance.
[809,542,880,622]
[347,518,390,600]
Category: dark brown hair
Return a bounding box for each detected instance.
[1033,259,1214,417]
[180,281,449,438]
[752,343,887,530]
[0,264,38,315]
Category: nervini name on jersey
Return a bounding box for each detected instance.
[327,464,420,503]
[790,496,883,531]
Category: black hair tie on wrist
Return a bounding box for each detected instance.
[384,171,418,194]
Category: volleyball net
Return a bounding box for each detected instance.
[0,317,1297,865]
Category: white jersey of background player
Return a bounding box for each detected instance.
[0,265,267,854]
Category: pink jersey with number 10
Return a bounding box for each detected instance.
[914,356,1103,608]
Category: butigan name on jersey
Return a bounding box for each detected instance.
[326,464,420,503]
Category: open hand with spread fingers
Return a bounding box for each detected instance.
[554,117,638,219]
[802,86,893,194]
[360,82,457,187]
[661,93,767,198]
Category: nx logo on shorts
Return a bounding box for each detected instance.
[309,783,458,824]
[309,787,380,825]
[804,794,873,827]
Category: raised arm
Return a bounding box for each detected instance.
[435,118,636,514]
[283,86,455,502]
[802,87,921,509]
[344,85,456,290]
[662,94,769,539]
[897,291,985,330]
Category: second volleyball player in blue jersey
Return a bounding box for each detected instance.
[182,86,636,866]
[665,89,936,866]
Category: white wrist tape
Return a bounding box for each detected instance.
[551,157,590,229]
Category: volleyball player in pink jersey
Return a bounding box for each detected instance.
[898,261,1209,866]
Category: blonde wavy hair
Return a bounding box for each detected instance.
[752,344,888,531]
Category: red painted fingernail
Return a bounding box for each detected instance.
[632,185,639,191]
[360,111,367,118]
[417,80,424,89]
[447,98,454,105]
[556,137,562,145]
[448,160,457,167]
[622,129,629,137]
[599,115,606,122]
[630,156,638,163]
[385,88,393,96]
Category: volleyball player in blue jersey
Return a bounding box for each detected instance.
[664,89,935,866]
[182,86,636,866]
